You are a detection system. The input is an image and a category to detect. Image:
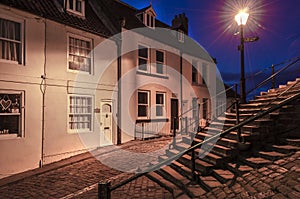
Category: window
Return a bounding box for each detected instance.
[0,90,24,137]
[68,95,93,132]
[156,50,164,74]
[66,0,85,16]
[156,92,165,117]
[178,30,184,43]
[192,62,198,84]
[202,98,208,119]
[138,91,149,118]
[138,45,149,72]
[68,34,92,73]
[192,97,198,119]
[145,14,155,28]
[0,17,22,64]
[202,63,207,85]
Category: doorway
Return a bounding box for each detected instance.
[171,98,179,131]
[100,100,113,146]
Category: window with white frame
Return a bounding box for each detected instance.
[192,97,198,119]
[68,95,93,132]
[156,92,165,117]
[0,90,24,137]
[138,45,149,72]
[178,30,185,43]
[137,91,149,118]
[156,50,165,74]
[65,0,85,16]
[0,17,22,64]
[145,14,155,28]
[68,34,92,73]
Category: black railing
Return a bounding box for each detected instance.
[98,91,300,198]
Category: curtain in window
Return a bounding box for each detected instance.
[0,18,20,63]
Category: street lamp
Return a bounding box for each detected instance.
[235,10,249,104]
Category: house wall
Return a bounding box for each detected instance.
[0,6,44,176]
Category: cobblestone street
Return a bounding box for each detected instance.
[0,137,299,198]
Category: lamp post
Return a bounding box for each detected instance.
[235,10,249,104]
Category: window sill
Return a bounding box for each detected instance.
[136,71,169,79]
[0,59,20,65]
[67,69,92,75]
[68,129,92,134]
[0,134,20,140]
[136,118,169,123]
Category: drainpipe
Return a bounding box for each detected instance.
[116,18,125,145]
[39,18,47,167]
[180,51,183,131]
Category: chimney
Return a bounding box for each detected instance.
[172,13,188,35]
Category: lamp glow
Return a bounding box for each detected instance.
[235,10,249,26]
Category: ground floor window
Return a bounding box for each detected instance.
[138,90,150,118]
[0,90,24,136]
[156,92,165,117]
[68,95,93,132]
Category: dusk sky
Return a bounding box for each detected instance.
[122,0,300,95]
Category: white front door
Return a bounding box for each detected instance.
[100,100,113,146]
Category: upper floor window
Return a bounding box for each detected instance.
[156,50,164,74]
[192,62,198,84]
[146,14,155,28]
[68,34,92,74]
[66,0,85,16]
[0,17,22,64]
[138,45,149,72]
[178,30,185,43]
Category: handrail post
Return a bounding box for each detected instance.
[98,181,111,199]
[185,117,188,135]
[142,122,144,140]
[272,64,275,89]
[191,147,197,182]
[173,117,176,146]
[235,99,242,142]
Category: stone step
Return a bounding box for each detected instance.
[195,132,238,148]
[268,145,300,154]
[155,166,197,198]
[226,162,254,175]
[212,169,235,183]
[242,157,272,168]
[199,175,222,191]
[146,171,183,198]
[179,154,214,175]
[283,138,300,146]
[195,148,223,165]
[258,151,287,161]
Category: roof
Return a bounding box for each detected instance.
[0,0,113,37]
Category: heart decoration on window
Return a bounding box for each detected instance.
[0,99,12,111]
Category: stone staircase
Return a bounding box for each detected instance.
[144,78,300,198]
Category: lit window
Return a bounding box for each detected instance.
[192,61,198,84]
[0,18,22,64]
[156,92,165,117]
[66,0,85,16]
[68,95,93,132]
[138,45,149,72]
[0,91,24,137]
[68,34,92,73]
[138,91,149,118]
[156,50,164,74]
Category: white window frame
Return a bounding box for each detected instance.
[68,94,94,133]
[0,14,24,65]
[137,90,150,119]
[67,33,93,74]
[65,0,85,17]
[144,13,155,28]
[178,30,185,43]
[156,92,165,117]
[155,50,165,75]
[0,89,25,140]
[138,44,150,73]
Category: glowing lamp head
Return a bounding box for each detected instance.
[235,10,249,26]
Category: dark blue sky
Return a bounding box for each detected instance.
[121,0,300,94]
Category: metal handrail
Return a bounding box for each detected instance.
[101,92,300,197]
